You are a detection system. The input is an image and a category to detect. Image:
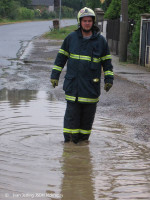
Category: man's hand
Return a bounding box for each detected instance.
[51,79,58,88]
[104,83,112,92]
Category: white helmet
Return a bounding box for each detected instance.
[77,7,96,25]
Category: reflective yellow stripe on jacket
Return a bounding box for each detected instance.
[63,128,91,134]
[104,71,114,76]
[70,53,111,63]
[70,53,100,63]
[78,97,99,103]
[101,55,112,61]
[58,48,111,62]
[65,95,99,103]
[52,65,63,72]
[70,53,91,61]
[65,95,76,101]
[59,49,69,57]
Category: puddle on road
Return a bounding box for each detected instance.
[0,89,150,200]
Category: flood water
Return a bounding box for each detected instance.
[0,89,150,200]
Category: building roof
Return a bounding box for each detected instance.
[31,0,54,6]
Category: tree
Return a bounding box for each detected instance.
[104,0,150,20]
[104,0,150,63]
[128,0,150,20]
[15,0,31,8]
[85,0,102,10]
[104,0,121,19]
[128,20,140,63]
[62,0,85,11]
[0,0,31,18]
[128,0,150,63]
[0,0,16,18]
[101,0,111,12]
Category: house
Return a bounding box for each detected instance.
[31,0,55,12]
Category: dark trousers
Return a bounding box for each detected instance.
[63,101,97,143]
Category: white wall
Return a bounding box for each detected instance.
[48,6,54,12]
[101,20,107,39]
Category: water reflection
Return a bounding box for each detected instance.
[0,88,37,105]
[61,143,94,200]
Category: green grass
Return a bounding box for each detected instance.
[43,25,78,40]
[0,18,29,25]
[0,18,50,25]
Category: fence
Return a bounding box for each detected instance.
[106,19,135,55]
[106,19,120,55]
[139,14,150,67]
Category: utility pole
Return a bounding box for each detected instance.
[119,0,128,62]
[80,0,83,9]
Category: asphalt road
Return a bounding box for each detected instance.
[0,19,77,64]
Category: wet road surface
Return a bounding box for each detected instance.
[0,89,150,200]
[0,19,77,66]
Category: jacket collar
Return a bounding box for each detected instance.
[76,28,100,40]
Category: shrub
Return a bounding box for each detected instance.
[61,6,75,18]
[104,0,121,19]
[7,1,20,19]
[0,0,20,19]
[34,9,41,18]
[18,7,35,20]
[40,6,75,19]
[48,11,56,19]
[41,10,49,19]
[128,19,140,63]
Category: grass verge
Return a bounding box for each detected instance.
[0,19,51,26]
[43,25,77,40]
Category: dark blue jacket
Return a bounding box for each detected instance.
[51,28,114,103]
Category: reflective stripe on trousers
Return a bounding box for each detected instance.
[65,95,99,103]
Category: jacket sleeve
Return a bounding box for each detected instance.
[101,37,114,84]
[51,36,69,80]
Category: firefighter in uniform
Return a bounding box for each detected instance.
[50,7,114,144]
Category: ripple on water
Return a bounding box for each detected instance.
[91,111,150,200]
[0,89,150,200]
[0,90,65,198]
